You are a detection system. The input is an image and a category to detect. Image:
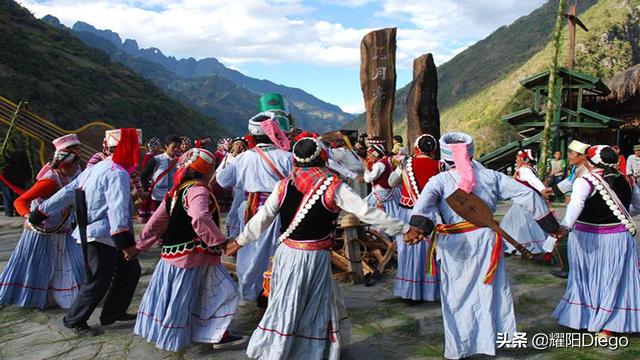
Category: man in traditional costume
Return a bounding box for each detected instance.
[500,149,548,256]
[0,134,84,309]
[363,140,401,219]
[134,148,245,351]
[141,135,181,208]
[550,145,640,338]
[226,137,420,360]
[390,134,441,302]
[542,139,590,278]
[406,132,564,359]
[216,112,292,306]
[29,129,142,336]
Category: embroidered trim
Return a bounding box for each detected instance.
[283,238,334,250]
[161,239,222,258]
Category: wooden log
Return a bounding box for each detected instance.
[342,214,365,284]
[331,251,351,272]
[406,53,440,149]
[360,28,397,148]
[333,271,354,282]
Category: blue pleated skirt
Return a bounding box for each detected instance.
[236,200,281,301]
[226,187,244,238]
[394,206,440,301]
[246,245,351,360]
[134,260,238,352]
[364,187,402,220]
[500,204,546,254]
[0,229,84,309]
[552,229,640,333]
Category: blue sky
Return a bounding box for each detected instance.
[22,0,546,114]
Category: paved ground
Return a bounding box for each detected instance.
[1,204,640,359]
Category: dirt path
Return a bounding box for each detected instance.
[1,204,639,359]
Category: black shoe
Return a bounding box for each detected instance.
[212,334,248,350]
[70,322,101,337]
[550,268,568,279]
[100,313,137,326]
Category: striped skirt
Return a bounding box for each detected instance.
[394,206,440,301]
[246,245,351,360]
[552,226,640,333]
[500,204,546,254]
[0,229,84,309]
[134,260,238,352]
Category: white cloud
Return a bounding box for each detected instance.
[20,0,545,69]
[340,103,365,114]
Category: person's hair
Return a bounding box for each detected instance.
[51,153,77,169]
[417,136,437,154]
[253,134,273,144]
[393,135,403,143]
[165,135,181,146]
[293,138,325,167]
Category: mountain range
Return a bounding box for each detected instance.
[43,16,354,135]
[349,0,639,154]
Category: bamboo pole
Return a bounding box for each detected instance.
[538,0,566,178]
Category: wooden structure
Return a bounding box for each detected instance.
[360,28,397,149]
[406,53,440,149]
[480,68,624,171]
[0,96,113,165]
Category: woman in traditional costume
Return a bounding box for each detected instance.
[391,134,441,302]
[407,132,563,359]
[500,149,548,255]
[363,141,402,221]
[0,134,85,309]
[134,147,244,351]
[227,137,417,360]
[551,145,640,338]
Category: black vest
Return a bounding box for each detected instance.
[164,183,220,246]
[578,174,632,224]
[279,180,340,240]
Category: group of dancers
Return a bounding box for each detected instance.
[1,93,640,359]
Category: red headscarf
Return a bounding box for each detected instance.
[112,128,140,174]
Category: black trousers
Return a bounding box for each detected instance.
[63,242,141,328]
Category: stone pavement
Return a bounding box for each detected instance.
[1,204,640,359]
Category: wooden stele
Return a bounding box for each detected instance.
[445,189,533,259]
[340,214,365,284]
[406,54,440,149]
[360,28,397,148]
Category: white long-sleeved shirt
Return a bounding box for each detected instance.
[516,166,545,193]
[236,182,410,245]
[363,161,386,184]
[562,175,640,228]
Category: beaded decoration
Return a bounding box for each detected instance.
[277,175,335,243]
[584,172,637,236]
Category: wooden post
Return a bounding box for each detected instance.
[341,214,365,284]
[406,54,440,150]
[360,28,397,149]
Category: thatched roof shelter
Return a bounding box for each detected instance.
[595,64,640,129]
[601,64,640,104]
